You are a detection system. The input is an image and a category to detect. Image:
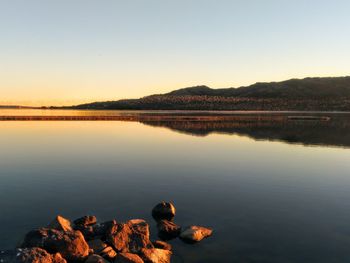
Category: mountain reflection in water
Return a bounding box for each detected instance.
[141,115,350,148]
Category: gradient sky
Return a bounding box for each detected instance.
[1,0,350,106]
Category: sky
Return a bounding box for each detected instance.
[1,0,350,106]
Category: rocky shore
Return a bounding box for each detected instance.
[0,202,212,263]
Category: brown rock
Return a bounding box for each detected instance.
[156,220,181,240]
[107,219,153,253]
[179,226,213,242]
[151,202,176,221]
[21,228,89,261]
[51,253,66,263]
[48,216,72,232]
[99,246,117,260]
[93,220,117,238]
[106,223,130,253]
[139,248,171,263]
[74,225,95,241]
[85,254,109,263]
[1,247,66,263]
[114,253,144,263]
[74,216,97,227]
[151,241,171,251]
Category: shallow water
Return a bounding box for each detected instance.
[1,110,350,262]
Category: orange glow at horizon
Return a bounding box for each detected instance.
[2,71,350,107]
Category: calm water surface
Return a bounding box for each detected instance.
[1,110,350,262]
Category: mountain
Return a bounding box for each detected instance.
[164,77,350,98]
[67,76,350,111]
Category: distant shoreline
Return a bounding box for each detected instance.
[0,112,336,122]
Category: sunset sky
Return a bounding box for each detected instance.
[1,0,350,106]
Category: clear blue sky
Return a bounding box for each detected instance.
[1,0,349,106]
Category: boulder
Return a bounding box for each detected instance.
[151,241,171,251]
[85,254,109,263]
[106,219,153,253]
[179,226,213,242]
[73,225,95,241]
[93,220,117,239]
[0,247,66,263]
[74,216,97,227]
[151,202,175,221]
[156,220,181,240]
[114,253,144,263]
[73,219,116,241]
[139,248,171,263]
[48,216,72,232]
[21,228,89,261]
[99,246,117,260]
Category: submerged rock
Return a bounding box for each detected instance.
[21,228,89,261]
[179,226,213,242]
[48,216,72,232]
[156,220,181,240]
[139,248,171,263]
[151,202,176,221]
[114,253,144,263]
[74,216,97,227]
[0,247,66,263]
[106,219,153,253]
[151,241,171,251]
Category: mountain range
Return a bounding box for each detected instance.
[62,76,350,111]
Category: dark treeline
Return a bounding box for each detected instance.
[69,96,350,111]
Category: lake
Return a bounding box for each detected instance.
[1,110,350,262]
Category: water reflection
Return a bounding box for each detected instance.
[141,115,350,148]
[1,118,350,263]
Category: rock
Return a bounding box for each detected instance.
[74,216,97,227]
[48,216,72,232]
[114,253,144,263]
[179,226,213,242]
[87,239,107,254]
[21,228,89,261]
[106,219,153,253]
[156,220,181,240]
[74,225,95,241]
[93,220,117,238]
[85,254,109,263]
[99,246,117,260]
[151,202,175,221]
[0,248,66,263]
[50,253,66,263]
[152,241,171,251]
[86,239,116,260]
[139,248,171,263]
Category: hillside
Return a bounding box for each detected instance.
[67,76,350,111]
[165,77,350,98]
